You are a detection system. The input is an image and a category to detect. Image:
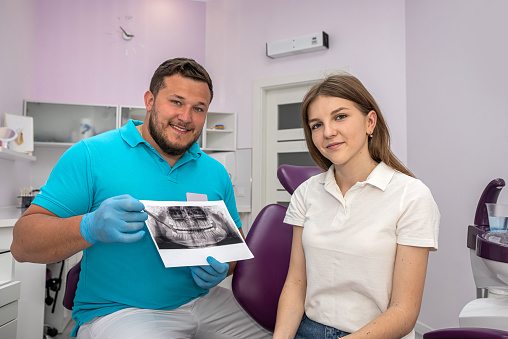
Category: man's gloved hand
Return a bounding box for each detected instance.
[80,194,148,244]
[190,256,229,289]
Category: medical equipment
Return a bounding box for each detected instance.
[0,127,17,148]
[424,179,508,338]
[459,178,508,330]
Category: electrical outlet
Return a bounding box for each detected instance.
[236,187,246,197]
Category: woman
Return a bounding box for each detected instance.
[273,74,440,339]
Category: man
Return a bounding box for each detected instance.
[11,58,270,339]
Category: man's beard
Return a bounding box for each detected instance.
[148,106,201,156]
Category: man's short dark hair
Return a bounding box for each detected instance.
[149,58,213,102]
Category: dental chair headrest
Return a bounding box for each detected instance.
[277,165,322,195]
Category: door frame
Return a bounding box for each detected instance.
[252,67,348,218]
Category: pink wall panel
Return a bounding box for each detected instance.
[32,0,206,106]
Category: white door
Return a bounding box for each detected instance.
[265,85,316,206]
[252,67,347,217]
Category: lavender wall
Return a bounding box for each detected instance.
[32,0,206,106]
[406,0,508,330]
[0,0,36,207]
[205,0,408,165]
[0,0,206,207]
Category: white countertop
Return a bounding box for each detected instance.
[0,207,23,227]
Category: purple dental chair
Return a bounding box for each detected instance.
[423,328,508,338]
[63,164,323,325]
[231,165,322,332]
[63,259,80,310]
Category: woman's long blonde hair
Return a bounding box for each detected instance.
[301,73,414,177]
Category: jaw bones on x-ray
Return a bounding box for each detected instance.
[145,203,242,250]
[142,200,253,268]
[150,205,227,248]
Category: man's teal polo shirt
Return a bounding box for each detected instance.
[32,120,240,336]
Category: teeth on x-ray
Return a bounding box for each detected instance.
[145,205,242,250]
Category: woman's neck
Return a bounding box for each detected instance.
[334,157,378,196]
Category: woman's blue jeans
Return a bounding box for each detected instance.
[295,314,351,339]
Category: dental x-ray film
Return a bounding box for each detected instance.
[142,200,253,267]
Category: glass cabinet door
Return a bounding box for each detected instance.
[120,106,147,126]
[275,102,315,206]
[25,102,117,144]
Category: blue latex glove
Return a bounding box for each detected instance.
[80,194,148,244]
[190,256,229,289]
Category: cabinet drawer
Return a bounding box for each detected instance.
[0,318,17,339]
[0,301,17,327]
[0,281,20,307]
[0,250,14,284]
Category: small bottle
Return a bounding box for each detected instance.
[80,118,94,139]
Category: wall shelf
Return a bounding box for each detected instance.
[201,112,236,151]
[206,129,234,133]
[0,148,36,162]
[33,142,73,148]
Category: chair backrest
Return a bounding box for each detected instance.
[277,164,322,195]
[423,328,508,338]
[231,164,322,332]
[232,204,291,332]
[63,259,81,310]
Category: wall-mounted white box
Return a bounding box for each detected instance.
[266,31,329,58]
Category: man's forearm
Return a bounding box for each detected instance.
[11,207,90,264]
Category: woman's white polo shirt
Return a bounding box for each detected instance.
[284,161,440,336]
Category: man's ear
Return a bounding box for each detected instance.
[144,91,154,112]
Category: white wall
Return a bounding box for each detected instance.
[0,0,36,207]
[205,0,408,164]
[406,0,508,330]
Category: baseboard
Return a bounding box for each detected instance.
[415,320,434,337]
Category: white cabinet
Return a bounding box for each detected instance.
[24,101,237,152]
[24,101,117,146]
[201,112,236,151]
[0,248,20,339]
[119,106,147,127]
[25,101,238,190]
[0,281,20,339]
[0,249,14,286]
[0,209,45,339]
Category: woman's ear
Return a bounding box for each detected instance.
[367,110,377,134]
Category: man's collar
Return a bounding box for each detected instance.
[120,119,144,147]
[120,119,203,159]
